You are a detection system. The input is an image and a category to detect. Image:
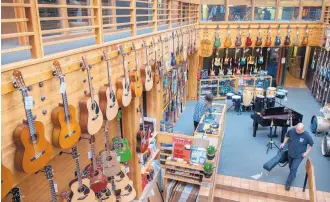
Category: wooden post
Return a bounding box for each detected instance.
[146,83,162,129]
[321,0,326,23]
[302,46,310,79]
[59,0,70,36]
[298,0,303,21]
[251,0,255,21]
[225,0,229,21]
[275,0,280,21]
[131,0,137,36]
[14,0,28,45]
[93,0,104,44]
[169,0,172,28]
[153,0,158,32]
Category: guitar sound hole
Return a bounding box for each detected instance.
[106,156,112,161]
[93,170,99,176]
[117,171,125,178]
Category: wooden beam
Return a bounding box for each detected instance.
[14,0,28,45]
[131,0,137,36]
[169,0,172,28]
[93,0,104,44]
[251,0,255,21]
[298,0,303,21]
[59,0,69,36]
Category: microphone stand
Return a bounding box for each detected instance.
[266,119,280,154]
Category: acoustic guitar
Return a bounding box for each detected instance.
[44,165,58,202]
[245,25,252,47]
[12,70,53,174]
[11,187,23,202]
[235,25,242,47]
[120,181,136,202]
[99,50,120,121]
[255,24,262,46]
[51,60,81,149]
[152,37,161,84]
[117,46,132,107]
[1,164,14,199]
[275,25,281,46]
[99,121,121,177]
[69,146,96,202]
[137,105,149,153]
[179,29,184,62]
[293,26,300,46]
[284,25,291,46]
[224,24,232,48]
[199,27,212,57]
[112,110,132,163]
[175,31,181,64]
[182,30,188,61]
[214,25,221,48]
[113,166,133,191]
[171,32,176,66]
[141,41,154,91]
[265,25,272,46]
[302,25,308,46]
[129,43,143,97]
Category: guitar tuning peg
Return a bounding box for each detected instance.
[39,82,44,88]
[84,90,88,94]
[41,96,46,101]
[91,76,93,80]
[83,78,87,83]
[13,81,18,88]
[42,109,47,115]
[27,85,33,91]
[52,70,57,76]
[33,115,37,120]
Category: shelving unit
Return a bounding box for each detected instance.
[198,76,238,99]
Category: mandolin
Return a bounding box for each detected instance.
[141,41,154,91]
[44,165,58,202]
[265,25,272,46]
[11,187,23,202]
[224,24,232,48]
[129,43,143,97]
[302,25,308,46]
[12,70,53,174]
[112,110,132,163]
[117,46,132,107]
[69,146,96,202]
[293,26,300,46]
[235,25,242,47]
[99,121,121,177]
[1,164,14,199]
[170,32,176,66]
[80,56,104,135]
[136,105,149,153]
[51,60,81,149]
[284,25,291,46]
[255,24,262,46]
[152,37,161,84]
[275,25,281,46]
[214,25,221,48]
[245,25,252,47]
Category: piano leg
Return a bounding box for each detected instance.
[281,127,288,143]
[253,119,258,137]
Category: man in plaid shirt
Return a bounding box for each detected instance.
[193,94,214,130]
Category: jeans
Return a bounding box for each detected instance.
[286,156,303,185]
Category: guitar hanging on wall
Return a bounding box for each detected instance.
[265,25,272,46]
[275,25,281,46]
[255,24,262,46]
[224,24,232,48]
[152,37,161,84]
[51,60,81,149]
[245,24,252,47]
[12,70,53,174]
[235,25,242,47]
[293,26,300,46]
[199,27,212,57]
[136,105,149,153]
[214,24,221,49]
[141,40,154,91]
[129,43,143,97]
[302,25,309,46]
[175,31,181,64]
[80,56,104,135]
[284,25,291,46]
[171,32,176,66]
[117,46,132,107]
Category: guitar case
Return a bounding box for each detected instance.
[263,146,288,172]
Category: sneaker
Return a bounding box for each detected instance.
[285,183,290,191]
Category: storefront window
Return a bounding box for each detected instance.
[302,6,322,21]
[200,4,225,22]
[278,7,299,21]
[228,5,251,21]
[254,6,276,20]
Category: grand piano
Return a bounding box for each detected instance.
[251,107,303,142]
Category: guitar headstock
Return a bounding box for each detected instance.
[152,37,157,51]
[71,146,79,159]
[132,42,137,52]
[103,50,109,61]
[52,60,64,78]
[305,25,309,33]
[12,187,23,202]
[44,165,54,180]
[258,24,261,30]
[277,24,281,30]
[119,45,125,57]
[81,56,91,71]
[59,190,70,202]
[12,70,27,90]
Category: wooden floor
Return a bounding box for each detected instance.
[284,71,307,88]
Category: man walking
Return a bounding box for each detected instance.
[280,123,313,191]
[193,94,214,131]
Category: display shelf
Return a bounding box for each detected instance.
[160,152,171,156]
[165,171,202,180]
[141,149,160,174]
[165,160,203,171]
[164,174,201,185]
[134,169,161,202]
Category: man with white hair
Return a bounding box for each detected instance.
[280,123,314,191]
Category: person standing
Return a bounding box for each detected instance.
[280,123,313,191]
[193,94,214,130]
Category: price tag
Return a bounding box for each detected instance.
[109,67,112,75]
[60,82,67,94]
[88,151,93,159]
[54,184,58,193]
[117,156,121,162]
[281,57,286,64]
[136,57,139,65]
[125,166,130,173]
[24,96,34,110]
[150,189,155,196]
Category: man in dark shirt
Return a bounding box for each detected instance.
[280,123,314,191]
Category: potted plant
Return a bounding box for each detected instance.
[206,145,216,160]
[203,162,214,178]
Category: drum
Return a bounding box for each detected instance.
[243,87,254,107]
[232,95,241,112]
[255,95,265,112]
[266,87,276,97]
[321,135,330,156]
[226,92,234,100]
[310,116,330,133]
[276,91,286,99]
[266,95,275,108]
[254,88,264,100]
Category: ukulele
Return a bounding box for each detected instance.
[1,164,14,199]
[224,25,232,48]
[44,165,58,202]
[245,25,252,47]
[170,32,176,66]
[235,25,242,47]
[199,27,212,57]
[136,105,149,153]
[275,25,281,46]
[52,61,81,149]
[117,46,132,107]
[69,146,96,202]
[11,187,23,202]
[141,41,154,91]
[293,26,300,46]
[214,24,221,48]
[302,25,309,46]
[99,122,121,177]
[255,24,262,46]
[265,25,272,46]
[284,25,291,46]
[129,43,143,97]
[80,56,104,135]
[152,37,161,84]
[85,135,108,194]
[112,110,132,163]
[12,70,53,174]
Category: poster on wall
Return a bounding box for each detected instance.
[172,137,192,162]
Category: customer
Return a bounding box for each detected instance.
[280,123,313,191]
[193,94,214,130]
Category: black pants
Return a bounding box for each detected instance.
[214,66,220,76]
[287,156,303,185]
[194,121,199,130]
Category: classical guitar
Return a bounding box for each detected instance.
[255,24,262,46]
[1,164,14,199]
[170,32,176,66]
[214,24,221,48]
[44,165,58,202]
[265,25,272,46]
[141,41,154,91]
[152,37,161,84]
[129,43,143,97]
[284,25,291,46]
[245,25,252,47]
[112,110,132,163]
[12,70,53,174]
[199,27,212,57]
[11,187,23,202]
[224,24,232,48]
[136,105,149,153]
[99,121,121,177]
[293,26,300,46]
[302,25,308,46]
[79,56,104,135]
[51,60,81,149]
[69,146,96,202]
[117,46,132,107]
[85,135,108,194]
[235,25,242,47]
[275,25,281,46]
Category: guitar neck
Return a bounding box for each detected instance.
[117,118,122,142]
[86,68,95,103]
[60,77,70,123]
[22,89,37,143]
[74,157,84,188]
[122,56,128,83]
[106,60,112,86]
[105,129,111,151]
[48,178,58,202]
[91,139,97,171]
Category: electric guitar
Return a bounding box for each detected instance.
[214,24,221,48]
[141,41,154,91]
[129,43,143,97]
[1,164,14,199]
[112,110,132,163]
[210,62,215,76]
[152,37,161,84]
[232,48,240,74]
[214,51,221,66]
[117,46,132,107]
[245,25,252,47]
[248,48,255,74]
[284,25,291,46]
[265,25,272,46]
[80,56,104,135]
[235,25,242,47]
[182,30,188,61]
[255,24,262,46]
[224,25,232,48]
[275,25,281,46]
[44,165,58,202]
[293,26,300,46]
[171,32,176,66]
[70,146,96,202]
[99,122,121,177]
[302,25,308,46]
[240,48,247,66]
[228,58,233,75]
[258,48,264,65]
[12,70,53,174]
[136,105,149,153]
[219,58,224,76]
[265,48,270,70]
[223,49,230,65]
[11,187,23,202]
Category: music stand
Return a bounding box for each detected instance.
[266,119,280,154]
